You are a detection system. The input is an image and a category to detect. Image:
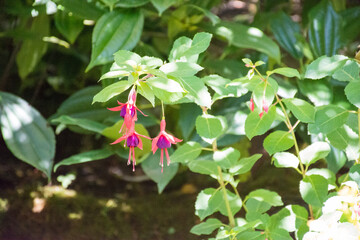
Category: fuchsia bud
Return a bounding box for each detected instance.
[262,99,269,113]
[249,98,255,112]
[259,112,264,118]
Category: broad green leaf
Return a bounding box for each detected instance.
[52,0,104,20]
[270,11,303,59]
[50,86,113,122]
[147,77,185,103]
[273,152,299,169]
[306,168,336,186]
[115,0,149,8]
[114,50,141,67]
[277,80,298,99]
[169,32,212,63]
[142,149,178,193]
[159,62,203,77]
[237,231,266,240]
[170,141,202,163]
[299,175,328,207]
[341,7,360,43]
[51,115,107,134]
[151,0,177,15]
[178,103,201,140]
[326,146,347,173]
[213,147,240,169]
[16,14,49,79]
[263,131,294,155]
[253,77,278,111]
[268,67,301,79]
[92,81,132,103]
[195,188,219,220]
[332,60,360,82]
[314,105,349,134]
[245,198,271,214]
[246,189,283,207]
[140,56,163,68]
[178,76,212,108]
[0,92,55,180]
[245,106,276,140]
[185,4,220,26]
[54,9,83,44]
[268,205,308,234]
[229,154,262,175]
[190,218,222,235]
[304,55,348,79]
[267,228,292,240]
[195,114,227,143]
[308,1,343,58]
[283,98,315,123]
[54,149,113,172]
[86,9,144,71]
[345,81,360,108]
[188,160,219,176]
[201,75,235,96]
[298,79,332,106]
[300,142,331,166]
[209,21,281,63]
[349,164,360,186]
[137,81,155,107]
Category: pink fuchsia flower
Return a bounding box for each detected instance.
[107,88,147,133]
[152,119,182,172]
[111,123,151,172]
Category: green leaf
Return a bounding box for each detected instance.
[54,9,83,44]
[86,9,144,71]
[299,142,331,166]
[229,154,262,175]
[263,131,294,155]
[159,62,203,77]
[341,7,360,43]
[237,231,266,240]
[195,114,227,143]
[299,175,328,207]
[345,81,360,108]
[51,115,107,134]
[298,79,333,106]
[115,0,149,8]
[210,21,281,63]
[178,76,212,108]
[245,198,271,214]
[245,106,276,140]
[151,0,177,15]
[50,86,114,122]
[308,1,343,58]
[195,188,219,220]
[349,164,360,186]
[267,228,292,240]
[114,50,142,67]
[178,103,201,140]
[169,32,213,63]
[92,81,132,103]
[270,11,303,59]
[16,14,49,79]
[332,60,360,82]
[314,105,349,134]
[170,141,202,163]
[0,92,55,180]
[253,78,278,111]
[283,98,315,123]
[188,160,219,176]
[326,146,347,173]
[304,55,348,80]
[137,81,155,107]
[190,218,222,235]
[246,189,283,207]
[147,77,185,103]
[185,4,220,26]
[54,149,113,172]
[268,67,301,79]
[201,75,237,97]
[213,147,240,169]
[142,149,178,193]
[273,152,299,169]
[52,0,105,20]
[327,126,355,150]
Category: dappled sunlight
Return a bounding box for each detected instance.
[247,27,263,37]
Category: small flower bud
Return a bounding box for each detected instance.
[249,98,255,112]
[262,99,269,113]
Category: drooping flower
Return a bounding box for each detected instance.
[107,88,147,134]
[111,122,151,171]
[152,119,182,172]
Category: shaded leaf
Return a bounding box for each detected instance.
[263,131,294,155]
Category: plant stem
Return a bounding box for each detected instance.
[161,101,165,119]
[217,166,236,228]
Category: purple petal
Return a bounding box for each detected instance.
[156,135,171,149]
[127,134,139,147]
